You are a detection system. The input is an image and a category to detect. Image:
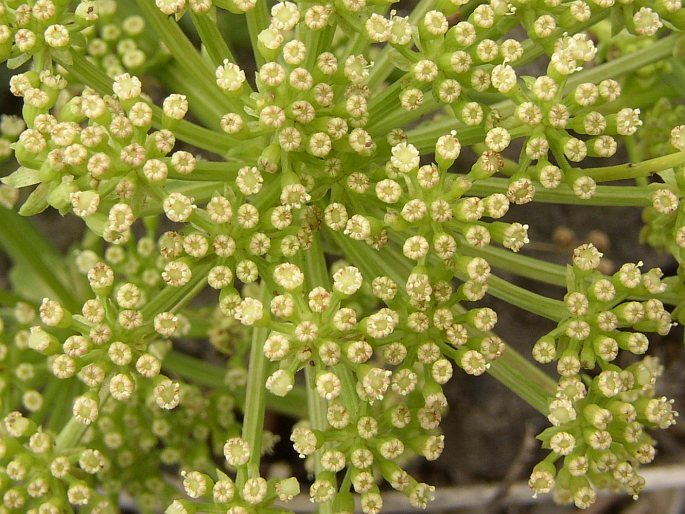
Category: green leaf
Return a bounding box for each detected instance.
[536,425,561,443]
[656,168,678,188]
[83,213,106,236]
[216,469,231,482]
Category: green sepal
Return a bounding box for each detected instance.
[215,468,232,482]
[2,166,42,188]
[19,182,53,216]
[7,53,32,70]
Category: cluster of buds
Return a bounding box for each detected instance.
[0,0,99,64]
[0,0,683,513]
[529,243,678,508]
[0,300,119,512]
[0,408,118,513]
[639,126,685,321]
[82,0,169,78]
[638,99,685,159]
[169,436,301,514]
[0,234,252,511]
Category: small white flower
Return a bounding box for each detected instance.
[235,297,264,326]
[156,0,186,15]
[44,24,70,48]
[265,369,294,397]
[390,142,420,173]
[216,60,245,91]
[224,437,251,466]
[273,263,304,290]
[333,266,363,295]
[112,73,142,100]
[162,94,188,120]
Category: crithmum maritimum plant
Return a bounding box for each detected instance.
[0,0,684,513]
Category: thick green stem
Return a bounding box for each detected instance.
[584,152,685,182]
[486,275,567,322]
[301,235,335,514]
[191,10,237,66]
[238,283,271,486]
[246,0,270,68]
[488,346,556,414]
[167,160,247,181]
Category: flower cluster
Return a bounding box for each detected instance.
[529,243,678,507]
[0,0,684,513]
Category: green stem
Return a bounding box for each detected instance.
[487,274,567,322]
[157,63,224,130]
[410,124,485,154]
[301,235,334,514]
[0,289,30,306]
[47,379,80,432]
[303,234,330,289]
[458,240,567,288]
[191,10,237,66]
[168,160,247,181]
[488,345,556,414]
[246,0,270,68]
[163,350,227,387]
[467,178,653,206]
[141,260,212,320]
[368,96,439,137]
[55,387,109,450]
[584,151,685,182]
[0,206,79,311]
[238,283,271,486]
